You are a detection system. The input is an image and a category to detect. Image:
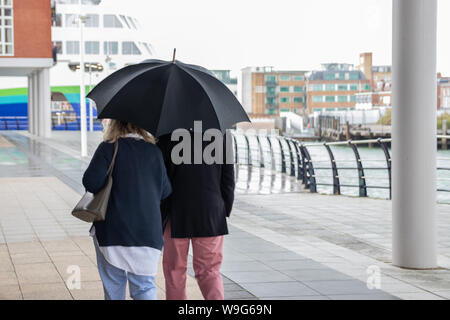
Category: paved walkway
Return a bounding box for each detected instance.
[1,131,449,300]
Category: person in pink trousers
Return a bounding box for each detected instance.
[157,133,235,300]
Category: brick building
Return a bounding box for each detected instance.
[241,66,307,116]
[306,63,370,113]
[0,0,53,137]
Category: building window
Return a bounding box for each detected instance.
[85,41,99,54]
[338,95,348,102]
[293,86,303,92]
[293,75,304,81]
[280,86,289,92]
[312,84,323,91]
[122,41,141,55]
[0,0,13,55]
[85,14,99,27]
[324,73,334,80]
[104,41,118,55]
[312,96,323,102]
[293,97,304,103]
[349,73,359,80]
[350,95,356,102]
[364,84,371,90]
[265,75,276,82]
[338,84,348,91]
[104,14,123,28]
[280,97,290,103]
[279,75,290,81]
[266,97,276,104]
[127,16,137,29]
[53,41,63,54]
[350,84,358,91]
[66,41,80,54]
[325,84,335,91]
[53,13,62,27]
[266,86,276,95]
[65,14,78,27]
[325,96,335,102]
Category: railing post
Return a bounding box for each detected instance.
[324,142,341,195]
[266,136,276,171]
[15,117,19,130]
[348,140,367,197]
[300,145,317,193]
[285,139,296,176]
[244,134,251,165]
[256,135,265,168]
[277,137,286,173]
[292,141,303,181]
[232,133,239,164]
[5,119,8,130]
[377,138,392,200]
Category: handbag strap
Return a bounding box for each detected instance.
[106,140,119,176]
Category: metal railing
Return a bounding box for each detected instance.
[0,116,102,131]
[231,131,450,200]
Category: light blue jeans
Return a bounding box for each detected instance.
[94,243,157,300]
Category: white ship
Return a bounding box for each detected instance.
[52,0,153,87]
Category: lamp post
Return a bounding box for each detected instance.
[79,2,87,157]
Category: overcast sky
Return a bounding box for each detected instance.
[121,0,450,77]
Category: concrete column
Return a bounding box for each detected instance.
[392,0,437,268]
[32,71,39,136]
[38,68,51,138]
[27,74,34,135]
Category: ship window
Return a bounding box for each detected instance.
[0,0,13,56]
[104,14,123,28]
[56,0,79,4]
[104,41,118,55]
[53,13,62,27]
[53,41,63,54]
[122,41,141,55]
[127,16,136,29]
[119,15,130,28]
[66,41,80,54]
[65,14,78,27]
[143,43,152,55]
[85,14,99,27]
[85,41,99,54]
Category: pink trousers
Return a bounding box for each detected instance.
[162,222,224,300]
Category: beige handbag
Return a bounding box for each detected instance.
[72,141,118,223]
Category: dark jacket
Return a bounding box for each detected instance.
[158,134,235,238]
[82,137,172,250]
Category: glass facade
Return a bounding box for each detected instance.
[293,75,304,81]
[293,97,304,103]
[325,84,335,91]
[350,84,358,91]
[279,75,290,81]
[338,95,348,102]
[338,84,348,91]
[294,86,304,92]
[122,41,141,55]
[312,96,323,102]
[280,97,290,103]
[280,86,289,92]
[325,96,335,102]
[313,84,323,91]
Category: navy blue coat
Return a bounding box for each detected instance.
[158,134,235,238]
[82,138,172,250]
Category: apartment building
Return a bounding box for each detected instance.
[306,63,370,113]
[241,66,307,116]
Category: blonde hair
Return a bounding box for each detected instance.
[103,119,156,144]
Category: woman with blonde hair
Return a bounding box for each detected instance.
[82,120,172,300]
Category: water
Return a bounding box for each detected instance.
[234,134,450,203]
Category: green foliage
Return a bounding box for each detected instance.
[437,113,450,130]
[377,109,391,125]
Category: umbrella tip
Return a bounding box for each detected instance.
[172,48,176,63]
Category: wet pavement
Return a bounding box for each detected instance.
[1,131,449,300]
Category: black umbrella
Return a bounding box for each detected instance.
[87,53,249,137]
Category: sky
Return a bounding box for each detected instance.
[118,0,450,77]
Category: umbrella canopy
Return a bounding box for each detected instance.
[87,58,250,137]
